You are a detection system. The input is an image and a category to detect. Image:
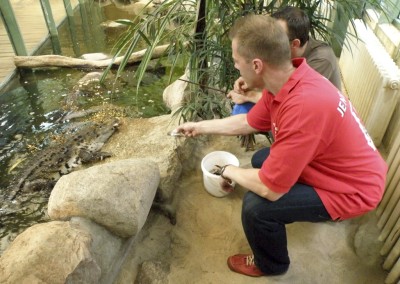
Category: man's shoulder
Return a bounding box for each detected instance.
[303,37,342,90]
[308,37,330,49]
[306,37,336,58]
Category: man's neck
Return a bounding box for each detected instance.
[293,41,308,58]
[264,63,296,95]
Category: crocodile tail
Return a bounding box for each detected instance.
[8,183,22,200]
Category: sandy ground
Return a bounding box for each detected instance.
[161,134,388,284]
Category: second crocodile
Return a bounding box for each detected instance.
[8,119,119,200]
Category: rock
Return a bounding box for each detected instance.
[102,115,198,202]
[0,221,101,284]
[69,217,126,283]
[132,0,155,15]
[48,159,160,238]
[70,218,124,266]
[162,73,189,112]
[112,0,155,15]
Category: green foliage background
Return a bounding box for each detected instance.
[106,0,393,122]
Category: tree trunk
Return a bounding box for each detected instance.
[14,43,185,69]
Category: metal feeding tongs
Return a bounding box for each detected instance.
[167,130,185,137]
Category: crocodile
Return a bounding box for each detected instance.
[8,119,119,200]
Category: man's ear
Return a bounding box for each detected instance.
[290,38,301,49]
[253,58,264,74]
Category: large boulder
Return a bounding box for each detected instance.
[102,115,197,202]
[0,218,126,284]
[48,159,160,238]
[0,221,101,284]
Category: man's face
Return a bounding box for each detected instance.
[232,39,262,89]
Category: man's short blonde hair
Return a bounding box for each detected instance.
[229,14,291,67]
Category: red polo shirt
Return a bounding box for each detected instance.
[247,58,387,220]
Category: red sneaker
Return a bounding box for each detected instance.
[227,254,265,277]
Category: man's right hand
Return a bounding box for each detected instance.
[172,122,200,137]
[227,90,251,104]
[234,77,249,94]
[231,77,263,104]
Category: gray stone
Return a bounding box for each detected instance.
[0,221,101,284]
[48,159,160,238]
[102,115,197,202]
[162,73,190,112]
[69,217,125,281]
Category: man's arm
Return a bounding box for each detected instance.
[223,165,284,201]
[174,114,257,137]
[228,90,262,104]
[229,76,263,104]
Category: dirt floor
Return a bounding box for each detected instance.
[160,134,388,284]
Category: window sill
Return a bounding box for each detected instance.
[364,9,400,62]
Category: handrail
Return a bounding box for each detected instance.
[0,0,27,56]
[0,0,75,56]
[39,0,61,54]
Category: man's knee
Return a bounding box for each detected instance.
[242,191,273,222]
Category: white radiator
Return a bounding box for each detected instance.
[339,19,400,147]
[340,19,400,284]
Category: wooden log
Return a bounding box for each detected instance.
[14,43,179,69]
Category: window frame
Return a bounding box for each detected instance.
[380,0,400,28]
[394,10,400,29]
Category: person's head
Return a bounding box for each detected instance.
[228,14,291,89]
[271,6,310,48]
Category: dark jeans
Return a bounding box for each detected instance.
[242,147,332,275]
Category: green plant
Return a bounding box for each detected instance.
[106,0,394,122]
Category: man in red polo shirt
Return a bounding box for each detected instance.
[173,14,387,277]
[230,6,342,107]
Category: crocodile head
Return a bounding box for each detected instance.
[74,119,119,158]
[75,118,119,150]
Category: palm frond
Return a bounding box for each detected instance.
[105,0,393,122]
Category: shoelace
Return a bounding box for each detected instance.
[246,255,255,266]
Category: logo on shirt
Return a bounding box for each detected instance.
[337,91,347,117]
[273,122,279,137]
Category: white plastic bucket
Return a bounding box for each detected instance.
[201,151,240,197]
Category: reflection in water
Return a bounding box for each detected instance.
[0,1,184,253]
